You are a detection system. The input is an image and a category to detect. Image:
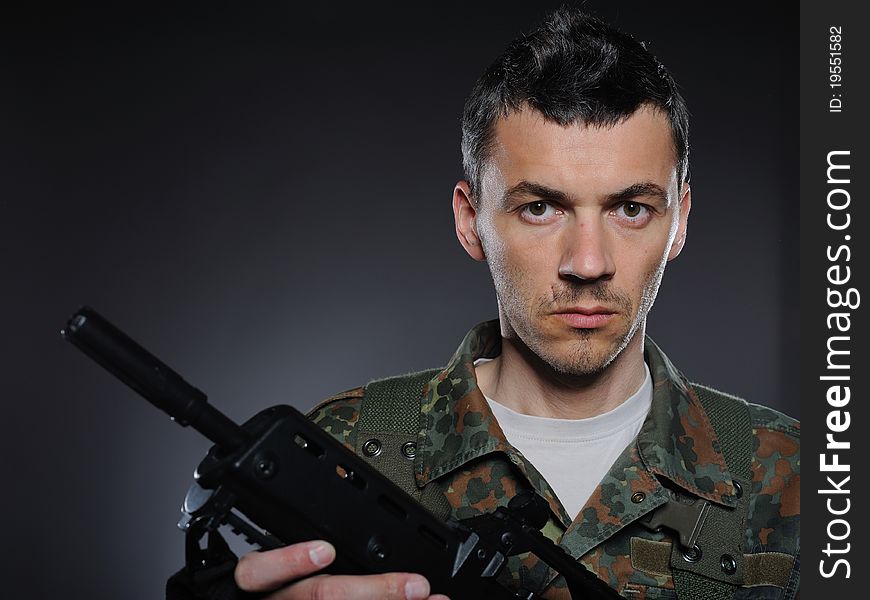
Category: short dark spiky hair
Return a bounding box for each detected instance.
[461,7,689,200]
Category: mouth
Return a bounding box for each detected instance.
[551,306,617,329]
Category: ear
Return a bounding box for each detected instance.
[667,182,691,261]
[453,180,486,261]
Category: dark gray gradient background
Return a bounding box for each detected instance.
[2,2,797,598]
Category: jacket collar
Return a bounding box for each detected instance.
[638,337,740,506]
[414,320,507,481]
[413,319,739,509]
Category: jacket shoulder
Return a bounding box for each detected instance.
[747,401,800,438]
[306,367,439,448]
[307,386,365,449]
[745,400,800,502]
[691,382,800,437]
[693,384,800,556]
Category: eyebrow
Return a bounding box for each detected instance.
[500,180,670,208]
[606,182,670,206]
[500,181,569,208]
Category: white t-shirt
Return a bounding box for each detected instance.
[478,362,653,520]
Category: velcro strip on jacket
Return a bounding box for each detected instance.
[630,538,795,588]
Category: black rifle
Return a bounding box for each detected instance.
[62,307,622,600]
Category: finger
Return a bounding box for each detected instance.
[235,541,336,592]
[278,572,432,600]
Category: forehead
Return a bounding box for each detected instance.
[484,106,678,197]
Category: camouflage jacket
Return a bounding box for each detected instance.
[310,320,800,599]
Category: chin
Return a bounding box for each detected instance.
[531,335,617,378]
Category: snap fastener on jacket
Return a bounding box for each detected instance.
[401,441,417,460]
[720,554,737,574]
[362,438,382,457]
[682,545,702,563]
[631,492,646,504]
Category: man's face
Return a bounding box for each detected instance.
[454,105,691,377]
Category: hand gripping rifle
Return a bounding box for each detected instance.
[62,307,622,600]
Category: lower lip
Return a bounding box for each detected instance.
[554,312,615,328]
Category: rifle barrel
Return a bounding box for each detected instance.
[62,306,247,451]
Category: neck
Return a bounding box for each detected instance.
[475,326,648,420]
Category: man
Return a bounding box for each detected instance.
[229,7,800,600]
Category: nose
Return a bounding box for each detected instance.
[557,215,615,283]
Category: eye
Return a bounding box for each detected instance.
[612,201,652,226]
[520,201,560,223]
[622,202,644,218]
[528,202,548,216]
